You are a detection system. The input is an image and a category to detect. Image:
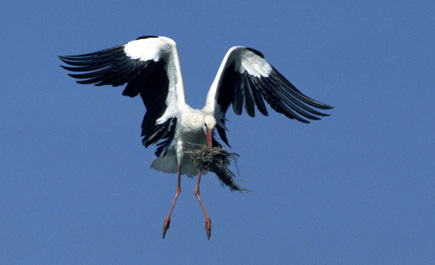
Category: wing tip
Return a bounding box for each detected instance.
[324,104,334,110]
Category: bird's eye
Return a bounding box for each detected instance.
[204,123,208,129]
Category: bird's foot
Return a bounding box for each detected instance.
[162,217,170,239]
[205,217,211,240]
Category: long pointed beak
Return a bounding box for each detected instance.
[206,129,213,148]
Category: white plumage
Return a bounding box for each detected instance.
[59,36,332,239]
[151,106,216,177]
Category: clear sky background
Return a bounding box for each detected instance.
[1,0,434,264]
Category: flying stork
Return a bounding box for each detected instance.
[59,36,333,239]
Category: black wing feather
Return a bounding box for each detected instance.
[242,74,256,117]
[247,75,269,116]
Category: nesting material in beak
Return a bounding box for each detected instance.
[184,145,246,192]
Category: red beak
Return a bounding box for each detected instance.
[206,129,213,148]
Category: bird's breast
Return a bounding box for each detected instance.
[176,124,206,148]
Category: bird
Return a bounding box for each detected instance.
[59,35,333,239]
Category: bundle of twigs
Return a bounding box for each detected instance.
[184,145,247,192]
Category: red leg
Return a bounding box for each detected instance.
[194,169,212,239]
[162,164,182,239]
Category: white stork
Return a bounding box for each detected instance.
[59,36,332,239]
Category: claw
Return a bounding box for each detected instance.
[162,217,170,239]
[205,217,212,239]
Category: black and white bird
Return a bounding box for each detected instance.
[59,36,332,239]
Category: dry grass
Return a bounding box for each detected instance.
[184,145,247,192]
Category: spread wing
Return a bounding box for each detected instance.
[59,36,186,157]
[204,46,333,146]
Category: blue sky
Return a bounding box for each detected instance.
[1,0,434,264]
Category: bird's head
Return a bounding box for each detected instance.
[203,115,216,148]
